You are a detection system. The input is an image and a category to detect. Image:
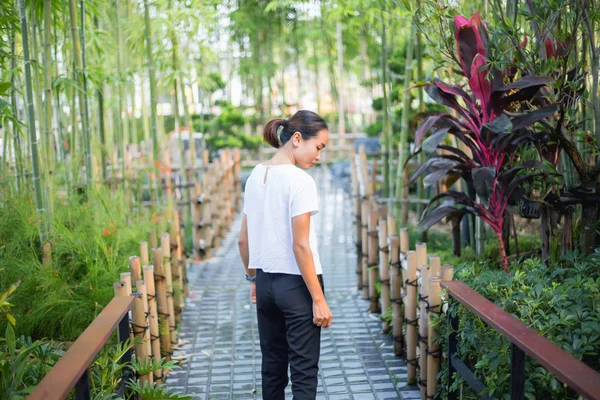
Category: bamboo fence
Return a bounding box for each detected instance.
[351,146,454,399]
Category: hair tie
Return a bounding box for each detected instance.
[276,124,284,147]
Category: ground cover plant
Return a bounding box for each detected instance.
[434,250,600,399]
[0,185,156,341]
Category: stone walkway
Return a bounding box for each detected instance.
[167,166,420,400]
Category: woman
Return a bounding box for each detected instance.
[237,110,333,400]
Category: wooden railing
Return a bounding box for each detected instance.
[442,280,600,400]
[28,295,134,400]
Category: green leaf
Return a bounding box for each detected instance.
[0,82,11,95]
[5,324,16,357]
[0,99,9,114]
[6,313,16,326]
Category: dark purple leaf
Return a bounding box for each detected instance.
[434,79,474,103]
[437,144,475,165]
[494,75,550,92]
[484,114,512,133]
[455,19,479,78]
[468,54,491,116]
[424,168,453,188]
[418,206,468,231]
[422,127,450,154]
[415,114,448,146]
[408,156,457,184]
[425,85,476,125]
[511,105,558,130]
[472,166,496,204]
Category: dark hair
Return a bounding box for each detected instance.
[263,110,328,149]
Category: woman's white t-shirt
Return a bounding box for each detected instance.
[243,163,322,275]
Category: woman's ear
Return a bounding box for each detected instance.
[292,131,302,147]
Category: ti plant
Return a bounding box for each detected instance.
[409,14,558,272]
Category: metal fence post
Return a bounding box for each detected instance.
[510,343,526,400]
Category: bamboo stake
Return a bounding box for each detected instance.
[356,197,363,291]
[361,201,369,300]
[140,242,149,266]
[405,250,418,385]
[120,272,132,296]
[152,247,172,362]
[389,235,402,356]
[114,282,128,297]
[132,284,152,386]
[161,233,177,345]
[143,264,162,382]
[441,264,454,282]
[387,215,396,238]
[368,209,379,313]
[129,256,141,286]
[419,265,430,399]
[427,276,443,399]
[379,213,390,330]
[149,230,157,249]
[429,255,441,278]
[136,279,152,371]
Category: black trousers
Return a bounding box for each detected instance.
[256,269,324,400]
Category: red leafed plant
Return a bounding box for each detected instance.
[409,14,558,272]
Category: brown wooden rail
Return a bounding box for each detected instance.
[28,295,135,400]
[441,280,600,400]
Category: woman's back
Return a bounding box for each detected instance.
[243,163,322,275]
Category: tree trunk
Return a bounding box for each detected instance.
[143,0,159,161]
[452,218,461,257]
[541,206,551,266]
[562,211,573,255]
[20,0,47,245]
[336,21,345,140]
[43,0,54,208]
[502,213,511,256]
[10,23,23,191]
[395,23,414,223]
[380,5,390,199]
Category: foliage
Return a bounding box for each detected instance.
[366,121,383,137]
[0,280,21,326]
[0,326,64,399]
[409,14,559,272]
[126,380,191,400]
[0,186,156,341]
[437,250,600,399]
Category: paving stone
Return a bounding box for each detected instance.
[167,166,418,399]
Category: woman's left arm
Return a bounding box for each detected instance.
[238,214,256,303]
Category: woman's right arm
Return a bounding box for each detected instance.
[292,213,332,327]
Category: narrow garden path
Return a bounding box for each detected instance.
[167,166,420,400]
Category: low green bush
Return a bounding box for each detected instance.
[0,186,156,341]
[436,251,600,399]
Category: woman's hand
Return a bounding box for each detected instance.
[312,298,332,328]
[250,281,256,304]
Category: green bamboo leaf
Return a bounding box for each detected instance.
[0,99,9,113]
[0,82,11,95]
[6,313,16,326]
[5,324,16,356]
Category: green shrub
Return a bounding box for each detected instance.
[437,251,600,399]
[0,186,156,341]
[366,121,383,137]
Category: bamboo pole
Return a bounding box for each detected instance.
[129,256,141,286]
[140,242,149,266]
[149,230,158,249]
[120,272,132,296]
[170,214,184,318]
[132,283,152,386]
[161,233,177,345]
[356,197,363,291]
[378,211,390,330]
[441,264,454,282]
[419,265,430,399]
[152,247,172,362]
[389,235,402,356]
[405,250,418,385]
[429,255,441,278]
[427,276,443,399]
[387,215,396,238]
[368,209,379,313]
[114,282,128,297]
[143,264,162,383]
[361,201,369,300]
